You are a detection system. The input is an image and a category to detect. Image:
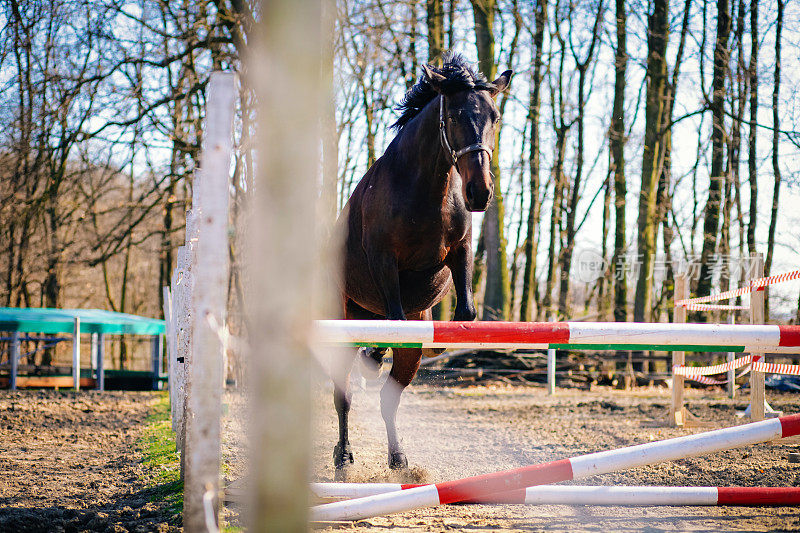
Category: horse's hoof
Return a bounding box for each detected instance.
[388,451,408,470]
[358,347,384,380]
[333,442,354,470]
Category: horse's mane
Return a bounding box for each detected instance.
[392,53,495,131]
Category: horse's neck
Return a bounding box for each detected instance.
[395,101,453,204]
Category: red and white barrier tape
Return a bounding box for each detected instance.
[753,360,800,376]
[682,303,749,312]
[674,355,800,385]
[675,269,800,308]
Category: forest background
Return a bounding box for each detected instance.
[2,0,800,367]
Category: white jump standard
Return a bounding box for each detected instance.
[311,413,800,521]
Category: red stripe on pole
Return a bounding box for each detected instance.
[400,484,422,490]
[433,322,570,345]
[778,326,800,347]
[435,458,574,505]
[780,413,800,438]
[717,487,800,506]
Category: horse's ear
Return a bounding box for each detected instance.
[422,64,447,92]
[489,70,513,97]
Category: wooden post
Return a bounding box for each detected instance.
[151,335,163,391]
[248,1,322,529]
[175,245,193,463]
[97,333,105,391]
[163,284,176,429]
[727,315,735,398]
[73,317,81,391]
[182,71,235,533]
[749,252,765,421]
[669,274,688,426]
[90,332,98,377]
[10,331,19,390]
[547,347,556,395]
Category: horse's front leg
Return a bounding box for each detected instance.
[365,250,406,320]
[381,345,422,470]
[445,241,477,321]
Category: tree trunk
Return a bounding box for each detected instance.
[471,0,510,320]
[634,0,669,322]
[697,0,731,298]
[747,0,758,256]
[765,0,783,318]
[657,0,692,323]
[426,0,444,63]
[520,0,547,322]
[610,0,627,323]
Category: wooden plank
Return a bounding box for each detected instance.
[182,71,236,533]
[750,253,766,421]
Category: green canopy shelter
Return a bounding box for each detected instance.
[0,307,166,391]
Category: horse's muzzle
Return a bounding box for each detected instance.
[465,181,493,212]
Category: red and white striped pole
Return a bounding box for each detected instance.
[311,483,800,506]
[313,320,800,352]
[311,413,800,521]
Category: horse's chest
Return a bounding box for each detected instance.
[398,212,466,268]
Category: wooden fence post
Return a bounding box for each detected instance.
[91,332,98,378]
[175,243,193,464]
[73,317,81,391]
[727,314,735,399]
[151,335,163,390]
[749,253,765,421]
[547,347,556,395]
[10,331,19,390]
[669,274,688,426]
[97,333,105,391]
[182,71,235,533]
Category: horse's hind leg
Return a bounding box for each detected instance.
[331,346,356,473]
[333,299,388,473]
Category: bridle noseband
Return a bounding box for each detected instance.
[438,94,493,167]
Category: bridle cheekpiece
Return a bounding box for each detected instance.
[438,94,493,167]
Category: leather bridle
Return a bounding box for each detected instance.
[438,94,493,166]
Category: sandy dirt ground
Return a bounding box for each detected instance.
[0,390,178,533]
[302,380,800,532]
[4,383,796,532]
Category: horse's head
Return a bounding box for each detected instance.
[422,64,513,212]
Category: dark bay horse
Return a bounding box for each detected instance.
[334,54,512,471]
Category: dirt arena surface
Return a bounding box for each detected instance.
[0,391,178,532]
[308,382,800,532]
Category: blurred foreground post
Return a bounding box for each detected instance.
[247,0,323,530]
[183,72,236,531]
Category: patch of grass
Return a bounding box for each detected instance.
[138,391,183,517]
